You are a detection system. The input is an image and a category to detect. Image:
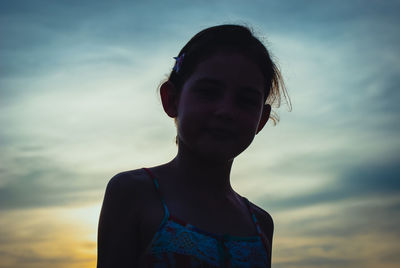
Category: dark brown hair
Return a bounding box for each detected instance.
[167,24,291,124]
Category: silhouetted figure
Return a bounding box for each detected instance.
[97,24,291,268]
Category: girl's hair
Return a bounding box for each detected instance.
[167,24,291,124]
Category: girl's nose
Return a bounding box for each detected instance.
[213,95,236,121]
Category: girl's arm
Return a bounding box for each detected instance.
[97,173,140,267]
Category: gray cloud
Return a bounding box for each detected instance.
[279,197,400,239]
[1,0,399,214]
[0,155,104,210]
[258,155,400,211]
[0,249,92,267]
[274,257,357,268]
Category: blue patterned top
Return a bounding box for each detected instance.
[142,168,270,268]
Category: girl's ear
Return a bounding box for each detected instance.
[256,104,271,134]
[160,81,179,118]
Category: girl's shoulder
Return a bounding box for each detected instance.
[246,199,274,241]
[108,168,151,190]
[104,168,156,214]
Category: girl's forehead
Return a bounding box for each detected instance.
[198,51,255,66]
[188,52,265,89]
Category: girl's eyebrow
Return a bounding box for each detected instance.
[193,77,224,86]
[194,77,263,95]
[240,86,262,96]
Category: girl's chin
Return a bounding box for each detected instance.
[191,144,244,163]
[179,136,249,162]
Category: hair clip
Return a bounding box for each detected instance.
[173,53,185,73]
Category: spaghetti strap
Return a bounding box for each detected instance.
[242,197,270,253]
[143,168,170,219]
[242,197,262,235]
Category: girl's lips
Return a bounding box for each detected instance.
[206,127,234,138]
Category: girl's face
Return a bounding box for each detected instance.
[176,52,267,162]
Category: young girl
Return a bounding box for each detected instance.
[97,24,290,268]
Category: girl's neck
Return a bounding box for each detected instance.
[167,143,235,198]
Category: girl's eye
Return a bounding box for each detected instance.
[196,88,220,99]
[238,96,260,107]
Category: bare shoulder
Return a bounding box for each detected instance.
[97,168,154,267]
[105,169,153,199]
[104,168,157,216]
[248,200,274,242]
[100,167,155,228]
[108,168,151,189]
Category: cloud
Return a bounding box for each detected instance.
[274,257,356,268]
[272,196,400,268]
[0,155,103,210]
[258,155,400,211]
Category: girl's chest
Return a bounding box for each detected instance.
[137,194,257,255]
[136,198,268,267]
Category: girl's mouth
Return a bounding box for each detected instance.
[206,128,234,139]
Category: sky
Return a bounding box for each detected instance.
[0,0,399,267]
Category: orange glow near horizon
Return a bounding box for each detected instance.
[0,205,100,268]
[1,197,400,268]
